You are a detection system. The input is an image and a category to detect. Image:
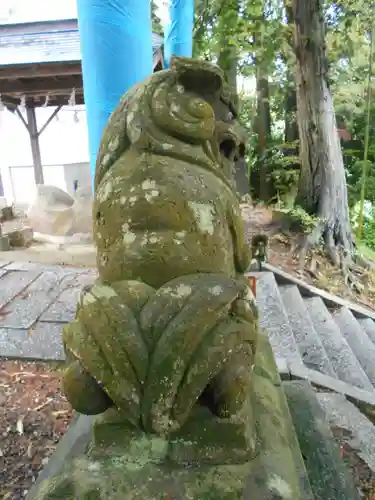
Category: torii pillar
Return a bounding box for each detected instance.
[76,0,153,187]
[164,0,195,67]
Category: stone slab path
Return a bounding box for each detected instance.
[0,261,97,362]
[2,260,375,494]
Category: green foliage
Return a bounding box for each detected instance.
[269,166,299,206]
[352,204,375,249]
[276,206,321,234]
[151,0,163,35]
[238,92,257,174]
[191,0,375,218]
[346,159,375,207]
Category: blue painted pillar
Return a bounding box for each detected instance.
[164,0,195,67]
[76,0,153,186]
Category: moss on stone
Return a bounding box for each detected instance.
[34,57,312,500]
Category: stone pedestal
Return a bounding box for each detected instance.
[25,57,361,500]
[28,333,314,500]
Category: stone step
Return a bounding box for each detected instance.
[333,307,375,388]
[304,296,374,392]
[284,380,361,499]
[358,318,375,345]
[317,392,375,474]
[248,272,303,365]
[279,285,336,378]
[26,414,94,499]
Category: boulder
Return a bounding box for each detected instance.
[26,184,93,240]
[7,226,34,248]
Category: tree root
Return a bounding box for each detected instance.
[291,222,368,294]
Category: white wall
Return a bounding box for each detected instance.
[0,105,91,205]
[0,0,77,24]
[7,162,90,204]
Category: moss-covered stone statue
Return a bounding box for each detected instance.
[31,58,313,500]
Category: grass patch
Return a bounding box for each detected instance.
[358,244,375,262]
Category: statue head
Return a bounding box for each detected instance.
[95,57,246,194]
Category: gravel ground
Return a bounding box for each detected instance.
[0,205,374,498]
[332,426,375,499]
[1,360,375,499]
[0,360,73,500]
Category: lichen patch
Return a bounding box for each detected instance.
[267,475,293,499]
[209,285,223,296]
[188,201,215,235]
[141,179,157,190]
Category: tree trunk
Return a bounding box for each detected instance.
[284,80,298,146]
[252,21,272,203]
[292,0,354,264]
[218,46,238,101]
[284,4,299,163]
[217,0,238,106]
[255,74,272,201]
[256,75,271,154]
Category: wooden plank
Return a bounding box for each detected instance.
[0,75,83,95]
[0,62,82,80]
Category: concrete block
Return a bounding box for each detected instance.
[317,392,375,473]
[248,272,303,365]
[304,297,374,392]
[284,380,361,499]
[0,269,41,310]
[0,271,67,329]
[0,323,64,362]
[358,318,375,345]
[262,262,375,321]
[279,284,336,377]
[333,307,375,387]
[26,415,94,500]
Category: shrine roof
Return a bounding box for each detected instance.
[0,19,163,66]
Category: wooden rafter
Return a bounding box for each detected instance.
[14,102,63,185]
[0,62,82,80]
[2,94,84,110]
[0,75,83,96]
[15,104,63,137]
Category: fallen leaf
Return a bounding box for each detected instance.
[27,441,34,459]
[52,409,69,418]
[16,417,24,436]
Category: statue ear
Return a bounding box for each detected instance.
[170,56,224,95]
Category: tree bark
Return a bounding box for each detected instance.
[217,45,238,101]
[292,0,354,264]
[217,0,239,106]
[283,5,299,165]
[284,79,298,146]
[252,19,272,203]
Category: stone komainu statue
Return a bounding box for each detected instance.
[32,58,308,499]
[62,56,258,434]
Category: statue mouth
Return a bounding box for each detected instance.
[219,135,246,164]
[220,137,237,161]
